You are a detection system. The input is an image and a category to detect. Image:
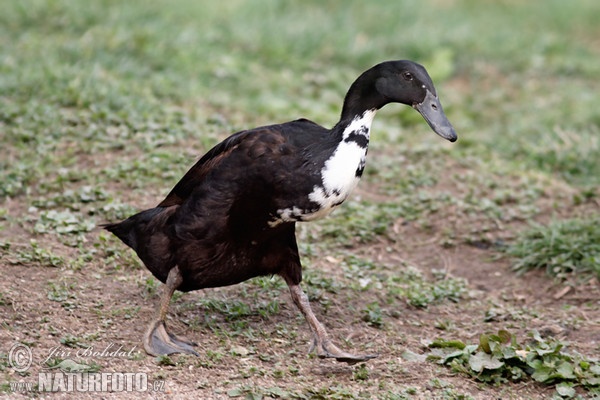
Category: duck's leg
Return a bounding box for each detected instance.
[284,276,378,364]
[143,266,199,356]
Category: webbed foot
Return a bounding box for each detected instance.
[142,266,199,357]
[310,337,378,364]
[284,276,378,365]
[143,320,199,356]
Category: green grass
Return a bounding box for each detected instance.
[504,218,600,280]
[2,0,600,199]
[1,1,600,398]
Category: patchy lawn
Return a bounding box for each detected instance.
[1,1,599,399]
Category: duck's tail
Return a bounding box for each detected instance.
[102,208,163,250]
[102,207,175,283]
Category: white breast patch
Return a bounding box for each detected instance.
[270,109,377,226]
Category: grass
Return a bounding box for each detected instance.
[1,0,599,398]
[504,218,600,280]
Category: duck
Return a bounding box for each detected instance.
[103,60,457,364]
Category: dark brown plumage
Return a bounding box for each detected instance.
[104,60,457,363]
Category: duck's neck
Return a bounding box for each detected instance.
[338,109,377,146]
[337,66,388,127]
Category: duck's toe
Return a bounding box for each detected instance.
[313,337,378,365]
[143,320,199,356]
[333,352,378,365]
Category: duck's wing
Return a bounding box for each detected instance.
[157,129,256,207]
[158,119,326,208]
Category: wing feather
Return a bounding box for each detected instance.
[157,130,254,207]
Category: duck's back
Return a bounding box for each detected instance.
[106,118,340,288]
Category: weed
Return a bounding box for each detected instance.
[304,384,363,399]
[33,209,95,237]
[47,282,75,303]
[523,126,600,186]
[0,292,10,307]
[0,383,10,394]
[32,186,108,211]
[94,202,139,222]
[141,276,160,297]
[320,196,444,244]
[386,266,467,308]
[155,355,176,367]
[110,306,140,320]
[303,270,341,294]
[15,241,64,268]
[426,330,600,397]
[197,298,252,321]
[257,300,280,319]
[226,385,293,399]
[362,302,384,328]
[0,352,8,372]
[504,217,600,280]
[95,231,143,270]
[59,335,88,349]
[45,358,101,373]
[353,364,370,381]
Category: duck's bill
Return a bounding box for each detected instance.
[414,90,458,142]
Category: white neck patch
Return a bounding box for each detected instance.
[269,109,378,226]
[341,109,376,140]
[307,109,377,215]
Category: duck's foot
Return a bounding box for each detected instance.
[284,277,377,365]
[310,337,378,365]
[143,320,199,356]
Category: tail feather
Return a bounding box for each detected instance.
[102,220,138,249]
[102,207,164,251]
[102,207,174,283]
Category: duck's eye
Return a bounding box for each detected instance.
[402,72,413,81]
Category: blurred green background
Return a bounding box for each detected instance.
[2,1,599,191]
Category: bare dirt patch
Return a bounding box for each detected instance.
[2,186,598,399]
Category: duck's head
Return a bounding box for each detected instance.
[375,60,457,142]
[343,60,457,142]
